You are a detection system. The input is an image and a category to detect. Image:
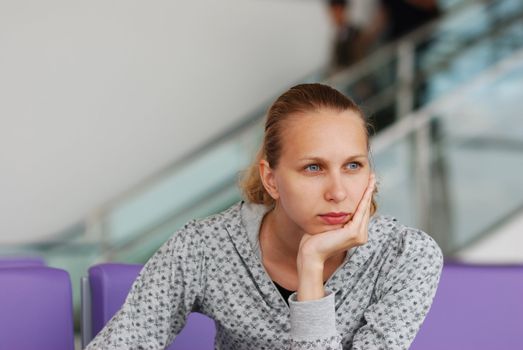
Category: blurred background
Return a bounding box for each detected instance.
[1,0,523,345]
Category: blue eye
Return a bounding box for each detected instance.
[346,162,360,170]
[305,164,321,172]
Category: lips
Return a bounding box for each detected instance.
[319,212,351,225]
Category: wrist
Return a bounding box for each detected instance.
[297,241,326,267]
[297,255,324,275]
[297,258,325,302]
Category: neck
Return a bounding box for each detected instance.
[260,207,303,263]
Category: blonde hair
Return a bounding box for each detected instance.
[240,83,378,214]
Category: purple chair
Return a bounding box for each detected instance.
[0,266,75,350]
[81,262,215,349]
[0,255,46,268]
[410,263,523,350]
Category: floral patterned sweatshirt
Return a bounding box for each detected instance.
[86,201,443,349]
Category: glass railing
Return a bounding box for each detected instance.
[2,0,522,271]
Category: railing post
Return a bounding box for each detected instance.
[427,117,453,254]
[396,40,415,120]
[413,114,431,234]
[86,209,111,261]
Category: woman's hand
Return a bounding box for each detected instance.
[296,173,376,301]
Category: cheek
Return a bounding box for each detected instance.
[275,176,323,221]
[276,175,311,202]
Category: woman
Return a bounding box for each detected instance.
[86,83,442,349]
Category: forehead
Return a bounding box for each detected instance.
[279,109,368,159]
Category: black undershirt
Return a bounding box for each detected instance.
[273,281,295,306]
[273,280,329,306]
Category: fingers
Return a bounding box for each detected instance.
[358,174,375,242]
[349,173,376,230]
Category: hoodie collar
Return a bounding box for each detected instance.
[225,201,378,310]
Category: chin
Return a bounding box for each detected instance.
[311,223,344,234]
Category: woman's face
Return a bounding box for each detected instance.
[263,108,371,235]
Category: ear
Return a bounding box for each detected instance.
[259,159,279,200]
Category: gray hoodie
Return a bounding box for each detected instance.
[86,201,443,349]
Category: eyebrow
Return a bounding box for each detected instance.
[297,155,368,162]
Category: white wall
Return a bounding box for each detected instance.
[0,0,332,244]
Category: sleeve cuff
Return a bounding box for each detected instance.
[288,291,337,341]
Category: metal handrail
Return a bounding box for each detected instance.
[5,0,520,255]
[372,47,523,155]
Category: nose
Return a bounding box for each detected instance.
[324,172,347,203]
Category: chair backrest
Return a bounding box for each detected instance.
[0,266,75,350]
[410,263,523,349]
[0,255,46,268]
[84,262,215,349]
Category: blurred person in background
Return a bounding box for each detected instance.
[327,0,440,69]
[381,0,440,40]
[328,0,380,69]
